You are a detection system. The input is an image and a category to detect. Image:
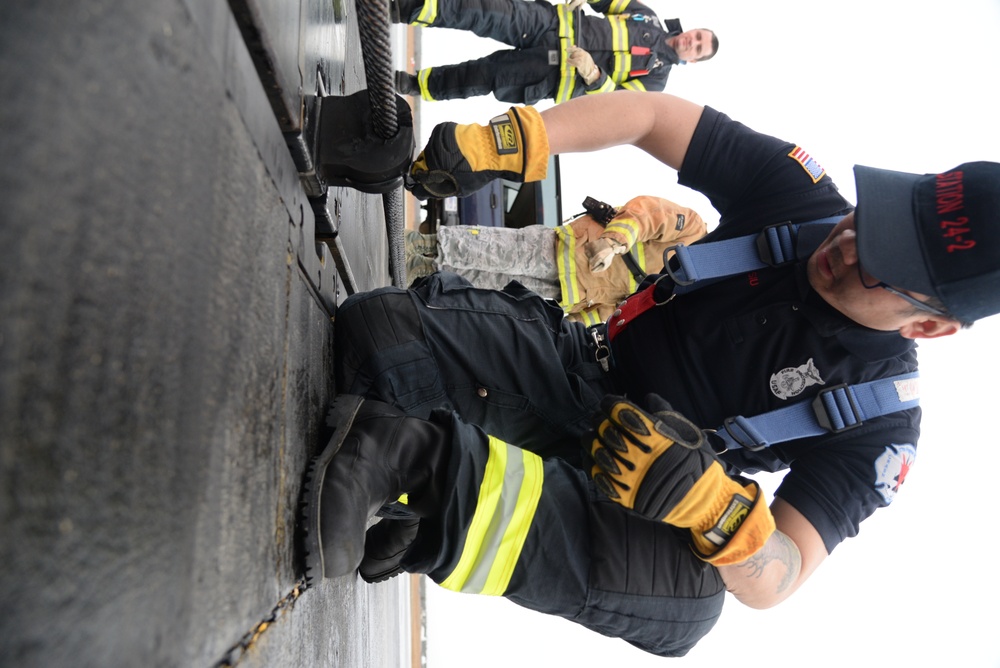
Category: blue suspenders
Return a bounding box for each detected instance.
[658,218,920,451]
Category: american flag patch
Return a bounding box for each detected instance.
[788,146,825,183]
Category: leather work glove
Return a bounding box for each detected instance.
[567,45,600,85]
[585,237,627,272]
[589,395,776,565]
[406,106,549,200]
[564,0,587,9]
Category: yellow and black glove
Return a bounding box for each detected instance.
[589,395,776,565]
[406,106,549,200]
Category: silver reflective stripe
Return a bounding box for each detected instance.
[440,437,544,596]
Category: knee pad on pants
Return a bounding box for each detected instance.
[335,289,424,392]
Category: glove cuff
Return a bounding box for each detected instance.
[455,107,549,182]
[691,482,776,566]
[514,106,550,182]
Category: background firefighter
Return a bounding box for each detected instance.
[393,0,717,104]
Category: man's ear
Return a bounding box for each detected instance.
[899,318,960,340]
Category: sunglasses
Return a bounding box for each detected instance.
[856,264,949,317]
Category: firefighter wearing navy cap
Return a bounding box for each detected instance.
[391,0,717,104]
[300,92,1000,657]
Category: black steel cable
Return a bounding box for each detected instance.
[357,0,399,139]
[357,0,407,286]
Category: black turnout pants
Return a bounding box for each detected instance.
[335,273,725,657]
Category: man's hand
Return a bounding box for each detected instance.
[406,107,549,200]
[584,237,626,272]
[567,46,600,85]
[589,395,776,565]
[564,0,587,9]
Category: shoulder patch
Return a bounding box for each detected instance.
[788,146,826,184]
[873,444,916,504]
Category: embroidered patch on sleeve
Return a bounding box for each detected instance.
[873,444,916,504]
[788,146,826,183]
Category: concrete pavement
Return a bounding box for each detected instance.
[0,0,414,665]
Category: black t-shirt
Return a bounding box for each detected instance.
[609,107,921,553]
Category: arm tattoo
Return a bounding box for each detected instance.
[736,532,802,593]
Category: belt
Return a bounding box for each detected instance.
[606,276,675,343]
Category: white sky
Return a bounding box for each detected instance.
[410,2,1000,665]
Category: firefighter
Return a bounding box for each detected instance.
[406,194,708,325]
[301,92,1000,656]
[392,0,717,104]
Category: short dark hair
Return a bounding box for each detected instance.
[696,30,719,62]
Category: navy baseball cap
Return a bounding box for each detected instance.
[854,161,1000,322]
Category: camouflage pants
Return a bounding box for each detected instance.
[436,224,560,298]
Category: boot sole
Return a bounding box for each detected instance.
[300,394,366,586]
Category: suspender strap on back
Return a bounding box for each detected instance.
[714,372,920,452]
[664,217,844,291]
[603,212,920,451]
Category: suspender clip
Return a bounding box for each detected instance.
[812,384,863,433]
[755,222,798,267]
[588,326,611,372]
[662,243,696,286]
[722,415,768,451]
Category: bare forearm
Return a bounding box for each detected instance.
[718,529,803,609]
[541,92,657,153]
[539,92,703,170]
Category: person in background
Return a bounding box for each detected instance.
[393,0,716,104]
[406,194,707,325]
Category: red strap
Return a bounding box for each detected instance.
[606,284,658,342]
[630,46,650,55]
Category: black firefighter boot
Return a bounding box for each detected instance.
[358,517,421,583]
[301,395,450,582]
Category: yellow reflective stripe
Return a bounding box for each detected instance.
[440,436,507,592]
[607,19,634,83]
[608,0,631,13]
[610,52,632,83]
[554,226,579,308]
[610,16,627,53]
[440,437,544,596]
[633,241,647,272]
[579,308,602,326]
[555,7,577,104]
[612,52,625,83]
[417,69,436,101]
[621,79,646,92]
[587,77,616,95]
[604,219,639,247]
[481,450,543,595]
[557,4,574,39]
[626,242,646,293]
[414,0,438,25]
[555,48,576,103]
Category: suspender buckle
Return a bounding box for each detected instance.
[662,243,696,285]
[755,222,798,267]
[722,415,768,451]
[812,384,863,433]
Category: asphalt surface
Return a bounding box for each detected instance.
[0,0,411,666]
